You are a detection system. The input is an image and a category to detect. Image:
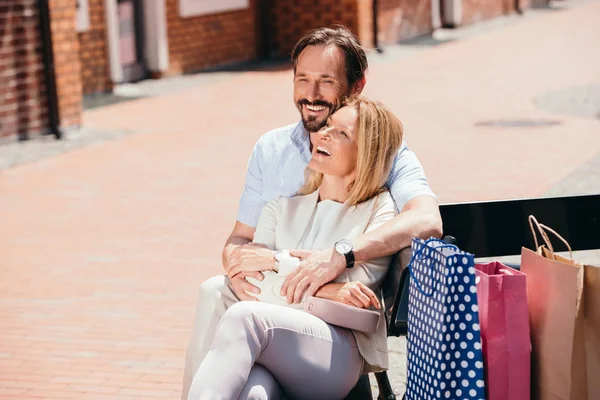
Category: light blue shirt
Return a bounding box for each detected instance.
[237,122,436,228]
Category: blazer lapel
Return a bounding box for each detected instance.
[278,190,320,250]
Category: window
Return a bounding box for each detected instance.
[75,0,90,32]
[179,0,249,18]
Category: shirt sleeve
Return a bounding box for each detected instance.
[387,142,437,212]
[252,197,279,250]
[236,140,267,228]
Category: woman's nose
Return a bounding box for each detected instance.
[318,130,331,141]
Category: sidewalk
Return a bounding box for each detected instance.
[1,2,599,398]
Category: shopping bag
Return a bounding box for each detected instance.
[475,261,531,400]
[406,238,485,400]
[522,216,599,400]
[584,263,600,399]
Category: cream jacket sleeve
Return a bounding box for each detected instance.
[249,197,301,307]
[252,197,279,250]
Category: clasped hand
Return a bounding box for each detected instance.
[279,248,347,304]
[227,245,350,306]
[227,243,275,301]
[227,243,275,278]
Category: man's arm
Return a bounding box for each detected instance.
[223,219,280,279]
[222,221,255,275]
[223,134,278,279]
[353,195,442,262]
[284,196,441,298]
[352,142,443,260]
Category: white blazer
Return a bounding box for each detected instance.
[252,189,397,373]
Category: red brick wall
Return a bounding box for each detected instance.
[264,0,434,58]
[461,0,515,25]
[267,0,361,59]
[357,0,375,49]
[49,0,83,128]
[165,0,262,75]
[377,0,433,45]
[0,0,47,139]
[78,0,112,94]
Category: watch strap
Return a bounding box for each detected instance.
[344,250,355,268]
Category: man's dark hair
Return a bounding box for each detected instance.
[291,26,368,88]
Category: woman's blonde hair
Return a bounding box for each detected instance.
[298,96,404,206]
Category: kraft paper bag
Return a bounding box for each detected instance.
[521,216,599,400]
[584,263,600,398]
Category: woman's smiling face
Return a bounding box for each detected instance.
[308,105,358,180]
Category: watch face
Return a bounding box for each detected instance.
[335,239,353,254]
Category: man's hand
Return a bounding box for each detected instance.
[280,249,346,304]
[316,282,381,309]
[230,271,264,301]
[227,243,275,278]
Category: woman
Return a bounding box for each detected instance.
[188,96,403,400]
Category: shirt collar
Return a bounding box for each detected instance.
[291,121,312,163]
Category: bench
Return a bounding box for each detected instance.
[347,194,600,400]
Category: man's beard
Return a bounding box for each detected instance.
[297,99,335,132]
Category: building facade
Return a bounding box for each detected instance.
[1,0,535,141]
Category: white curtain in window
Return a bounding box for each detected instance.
[179,0,249,18]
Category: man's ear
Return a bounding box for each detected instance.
[351,77,366,95]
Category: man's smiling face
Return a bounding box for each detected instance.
[293,45,350,132]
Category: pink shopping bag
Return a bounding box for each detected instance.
[476,261,531,400]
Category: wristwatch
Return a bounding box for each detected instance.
[334,239,355,268]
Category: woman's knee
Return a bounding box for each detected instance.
[222,301,259,319]
[220,301,264,330]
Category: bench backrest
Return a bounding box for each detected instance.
[439,194,599,257]
[382,194,600,337]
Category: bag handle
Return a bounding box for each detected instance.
[408,238,459,297]
[528,215,573,260]
[528,215,553,251]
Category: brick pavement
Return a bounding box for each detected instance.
[1,2,600,399]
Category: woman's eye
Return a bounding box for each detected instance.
[340,131,348,138]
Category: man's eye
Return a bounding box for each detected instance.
[323,80,334,84]
[340,131,348,138]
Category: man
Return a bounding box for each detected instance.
[182,26,442,399]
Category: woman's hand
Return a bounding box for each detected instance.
[227,243,275,278]
[315,282,381,309]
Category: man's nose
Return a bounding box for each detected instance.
[305,82,322,102]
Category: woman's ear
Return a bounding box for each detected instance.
[352,77,366,95]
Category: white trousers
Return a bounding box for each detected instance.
[182,275,363,400]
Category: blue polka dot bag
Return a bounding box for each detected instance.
[406,238,485,400]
